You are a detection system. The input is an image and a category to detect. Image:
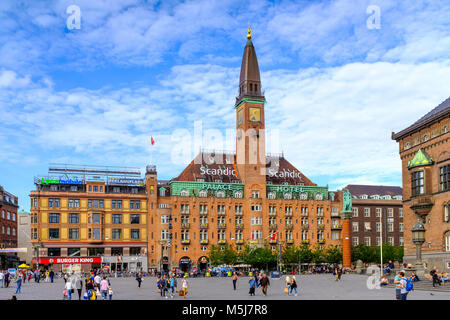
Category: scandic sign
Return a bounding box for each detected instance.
[31,257,102,264]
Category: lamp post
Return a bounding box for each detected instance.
[412,219,426,277]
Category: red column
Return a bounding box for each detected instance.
[342,218,351,268]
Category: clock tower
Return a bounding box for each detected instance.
[235,25,267,197]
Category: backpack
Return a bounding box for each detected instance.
[405,279,413,292]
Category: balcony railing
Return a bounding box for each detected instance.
[317,224,325,230]
[181,239,190,244]
[318,239,325,244]
[285,224,293,229]
[301,224,309,230]
[218,240,226,245]
[200,223,208,229]
[269,239,277,244]
[199,211,208,216]
[301,240,309,244]
[286,239,294,244]
[181,210,190,215]
[217,223,227,229]
[235,239,244,245]
[181,223,190,229]
[200,239,208,245]
[331,224,342,230]
[217,211,226,216]
[269,224,277,230]
[235,224,244,229]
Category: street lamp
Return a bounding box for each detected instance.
[412,219,426,276]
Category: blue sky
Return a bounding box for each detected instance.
[1,0,450,211]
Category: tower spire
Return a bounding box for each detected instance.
[247,24,252,40]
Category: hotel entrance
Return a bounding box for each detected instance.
[179,257,192,273]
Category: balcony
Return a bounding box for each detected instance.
[286,239,294,244]
[317,224,325,230]
[301,224,309,230]
[285,224,293,230]
[200,223,208,229]
[200,239,208,245]
[181,223,190,229]
[410,195,434,220]
[217,223,227,229]
[218,240,226,245]
[235,224,244,229]
[318,239,325,244]
[269,211,276,216]
[269,239,277,244]
[269,224,277,230]
[301,240,309,245]
[181,239,190,245]
[235,239,244,245]
[331,224,342,230]
[235,211,243,216]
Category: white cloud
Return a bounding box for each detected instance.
[0,70,30,88]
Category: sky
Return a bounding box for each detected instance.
[1,0,450,212]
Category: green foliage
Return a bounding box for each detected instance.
[323,245,342,264]
[209,244,238,266]
[240,245,277,270]
[351,244,404,263]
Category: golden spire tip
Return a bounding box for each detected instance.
[247,24,252,40]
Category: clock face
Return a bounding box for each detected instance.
[237,108,244,125]
[249,107,261,122]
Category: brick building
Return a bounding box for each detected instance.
[0,186,19,268]
[392,97,450,271]
[345,185,403,247]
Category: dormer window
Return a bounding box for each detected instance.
[360,194,368,200]
[180,189,189,197]
[267,192,275,200]
[284,192,292,200]
[216,190,225,198]
[199,190,207,198]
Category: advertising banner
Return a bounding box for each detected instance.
[31,257,102,264]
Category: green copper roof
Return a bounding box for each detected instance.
[234,97,266,109]
[408,149,434,169]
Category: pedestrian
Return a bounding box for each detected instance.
[285,275,291,295]
[181,276,189,299]
[0,270,4,288]
[337,268,342,281]
[430,266,442,287]
[94,273,101,290]
[259,273,270,296]
[232,272,238,290]
[100,276,109,300]
[399,272,408,300]
[75,276,83,300]
[161,275,168,298]
[169,274,175,298]
[136,272,143,288]
[85,276,94,300]
[64,277,73,300]
[49,269,55,283]
[108,287,113,300]
[393,271,403,300]
[248,277,256,296]
[290,276,298,296]
[15,275,22,294]
[4,272,9,288]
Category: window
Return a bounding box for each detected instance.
[411,171,424,196]
[131,229,140,239]
[352,208,358,217]
[364,208,370,217]
[364,222,371,231]
[88,228,101,240]
[399,208,403,218]
[376,222,381,232]
[48,198,60,208]
[112,229,122,240]
[159,203,169,209]
[251,205,261,212]
[251,230,262,240]
[445,232,450,252]
[1,210,4,219]
[387,208,393,217]
[388,237,394,245]
[112,200,123,209]
[199,190,207,197]
[88,199,104,209]
[251,190,260,199]
[439,164,450,192]
[112,214,122,224]
[69,213,79,224]
[12,228,15,236]
[315,193,323,200]
[93,186,98,192]
[48,248,61,256]
[300,193,307,200]
[180,189,189,197]
[12,213,16,221]
[51,185,58,191]
[364,237,371,246]
[331,232,339,240]
[7,227,10,235]
[68,248,80,257]
[69,228,79,239]
[49,228,60,239]
[399,223,404,232]
[267,192,275,200]
[161,230,170,240]
[49,213,60,224]
[251,217,262,225]
[216,190,225,198]
[376,208,381,217]
[89,213,101,224]
[131,188,138,194]
[69,199,80,208]
[7,211,10,220]
[284,192,292,200]
[400,237,404,246]
[352,237,359,246]
[388,223,394,232]
[161,216,169,224]
[130,214,140,224]
[352,222,359,232]
[234,191,243,198]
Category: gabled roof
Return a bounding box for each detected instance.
[345,184,402,197]
[407,148,434,169]
[392,96,450,141]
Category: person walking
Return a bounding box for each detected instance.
[15,275,22,294]
[337,268,342,281]
[259,273,270,296]
[232,272,238,291]
[75,276,83,300]
[399,272,408,301]
[100,276,109,300]
[4,271,10,288]
[393,271,403,300]
[290,276,298,296]
[108,286,113,300]
[169,274,175,298]
[248,277,256,296]
[64,277,73,300]
[94,273,101,291]
[49,269,55,283]
[85,276,94,300]
[0,270,4,288]
[136,272,143,288]
[285,276,291,295]
[181,276,189,299]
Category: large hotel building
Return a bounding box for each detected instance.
[30,28,352,273]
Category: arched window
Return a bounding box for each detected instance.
[315,193,323,201]
[267,192,275,200]
[284,192,292,200]
[234,191,243,198]
[180,189,189,197]
[216,190,225,198]
[300,193,307,200]
[249,83,253,92]
[255,84,258,92]
[199,190,207,198]
[159,188,166,197]
[444,126,448,133]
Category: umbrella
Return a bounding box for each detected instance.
[18,264,30,268]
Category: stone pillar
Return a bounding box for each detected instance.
[341,218,351,268]
[104,247,111,256]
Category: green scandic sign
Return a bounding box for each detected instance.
[267,184,329,200]
[170,181,244,197]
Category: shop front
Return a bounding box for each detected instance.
[179,257,192,273]
[31,257,102,272]
[198,256,209,271]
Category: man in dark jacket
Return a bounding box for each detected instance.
[49,270,55,283]
[259,273,270,296]
[430,267,441,287]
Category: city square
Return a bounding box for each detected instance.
[0,1,449,303]
[0,274,449,300]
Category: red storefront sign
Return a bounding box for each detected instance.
[31,257,102,265]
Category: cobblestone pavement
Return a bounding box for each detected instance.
[1,274,449,300]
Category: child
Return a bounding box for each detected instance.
[248,277,256,296]
[108,287,113,300]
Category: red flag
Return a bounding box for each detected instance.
[270,233,277,241]
[151,136,155,145]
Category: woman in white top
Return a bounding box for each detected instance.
[64,279,73,300]
[181,276,189,299]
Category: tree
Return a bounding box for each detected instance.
[324,245,342,264]
[241,245,276,270]
[311,246,325,264]
[209,244,238,266]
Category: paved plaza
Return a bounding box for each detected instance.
[1,274,449,300]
